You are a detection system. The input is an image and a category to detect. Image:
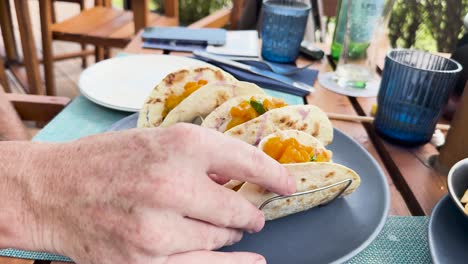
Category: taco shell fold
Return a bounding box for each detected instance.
[237,162,361,220]
[138,66,236,128]
[202,94,280,132]
[225,105,333,146]
[161,82,265,127]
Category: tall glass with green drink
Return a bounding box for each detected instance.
[319,0,394,97]
[331,0,388,63]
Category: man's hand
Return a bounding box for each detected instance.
[3,124,295,264]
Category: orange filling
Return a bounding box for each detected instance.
[163,79,208,117]
[263,137,331,164]
[227,97,287,130]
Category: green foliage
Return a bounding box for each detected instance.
[152,0,231,26]
[388,0,468,52]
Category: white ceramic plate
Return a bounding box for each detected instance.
[79,55,209,112]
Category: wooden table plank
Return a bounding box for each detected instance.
[309,41,443,215]
[122,30,163,54]
[299,57,410,216]
[0,257,35,264]
[353,96,446,215]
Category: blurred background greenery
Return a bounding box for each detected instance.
[112,0,467,53]
[113,0,231,26]
[389,0,468,52]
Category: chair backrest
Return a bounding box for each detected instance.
[94,0,111,6]
[164,0,179,19]
[132,0,180,35]
[319,0,338,17]
[315,0,339,42]
[94,0,180,34]
[187,0,244,29]
[230,0,245,30]
[0,57,10,93]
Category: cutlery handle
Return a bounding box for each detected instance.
[193,50,252,71]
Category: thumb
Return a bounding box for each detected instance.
[166,250,266,264]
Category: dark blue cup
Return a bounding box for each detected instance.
[261,0,310,63]
[374,49,462,146]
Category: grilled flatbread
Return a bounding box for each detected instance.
[138,66,236,128]
[160,82,265,127]
[234,130,360,220]
[238,162,360,220]
[201,95,287,132]
[225,105,333,146]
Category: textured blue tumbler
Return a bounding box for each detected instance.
[374,50,462,145]
[261,0,310,63]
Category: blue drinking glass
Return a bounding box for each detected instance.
[374,49,462,146]
[261,0,311,63]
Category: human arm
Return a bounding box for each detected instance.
[0,124,295,263]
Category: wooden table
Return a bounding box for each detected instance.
[124,32,428,218]
[5,31,455,264]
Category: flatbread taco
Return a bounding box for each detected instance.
[138,66,236,128]
[201,95,288,132]
[224,105,334,146]
[160,82,266,127]
[236,130,361,220]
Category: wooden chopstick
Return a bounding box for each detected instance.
[326,112,451,131]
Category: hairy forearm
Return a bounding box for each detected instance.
[0,141,48,250]
[0,90,29,140]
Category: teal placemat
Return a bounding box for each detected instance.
[33,96,129,143]
[347,216,431,263]
[0,217,430,263]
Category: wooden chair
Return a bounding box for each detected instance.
[0,58,11,93]
[316,0,338,41]
[52,0,89,68]
[52,0,86,23]
[39,0,179,96]
[7,93,71,125]
[0,55,70,134]
[187,0,245,29]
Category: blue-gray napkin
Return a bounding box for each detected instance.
[196,58,317,97]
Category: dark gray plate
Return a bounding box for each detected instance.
[429,195,468,264]
[108,113,390,264]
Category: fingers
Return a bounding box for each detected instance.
[142,210,243,255]
[166,251,266,264]
[208,173,231,185]
[179,217,243,251]
[193,127,295,196]
[175,177,265,233]
[208,143,295,195]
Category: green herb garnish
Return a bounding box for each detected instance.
[250,100,266,115]
[310,153,317,162]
